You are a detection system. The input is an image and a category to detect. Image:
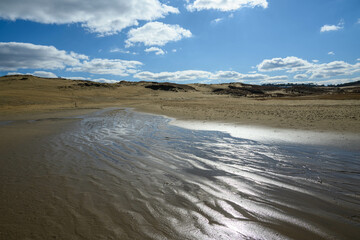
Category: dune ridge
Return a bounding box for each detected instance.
[1,74,359,133]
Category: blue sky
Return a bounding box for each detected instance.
[0,0,359,84]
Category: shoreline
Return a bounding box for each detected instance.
[170,118,360,150]
[1,106,360,152]
[1,101,359,135]
[1,75,359,134]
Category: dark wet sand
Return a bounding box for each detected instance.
[1,109,359,240]
[0,118,83,239]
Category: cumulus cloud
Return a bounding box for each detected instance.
[6,72,24,76]
[134,62,360,83]
[257,56,360,80]
[0,0,178,36]
[187,0,268,11]
[320,20,344,32]
[145,47,165,55]
[65,76,92,80]
[6,71,57,78]
[134,70,284,82]
[0,42,142,76]
[328,51,335,55]
[211,71,268,81]
[64,77,118,83]
[92,78,119,83]
[126,22,192,47]
[31,71,58,78]
[0,42,82,71]
[257,56,312,72]
[134,70,212,81]
[67,58,142,76]
[307,61,360,79]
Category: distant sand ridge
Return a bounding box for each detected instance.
[1,74,359,133]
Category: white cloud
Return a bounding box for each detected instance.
[134,70,212,81]
[172,49,177,53]
[260,79,288,84]
[64,77,118,83]
[145,47,165,55]
[320,20,344,32]
[0,0,178,36]
[110,48,137,55]
[110,48,130,54]
[267,75,288,81]
[320,25,342,32]
[257,56,360,80]
[134,64,360,84]
[31,71,57,78]
[0,42,142,77]
[6,72,25,76]
[307,61,360,79]
[67,58,142,76]
[134,70,287,83]
[0,42,82,71]
[357,58,360,61]
[294,74,308,80]
[187,0,268,11]
[312,60,319,63]
[211,71,268,81]
[126,22,192,47]
[258,75,289,85]
[257,56,312,72]
[92,78,119,83]
[328,51,335,55]
[6,71,57,78]
[65,76,91,80]
[69,52,89,60]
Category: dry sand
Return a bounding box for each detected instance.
[1,75,359,133]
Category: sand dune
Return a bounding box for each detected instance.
[1,74,359,133]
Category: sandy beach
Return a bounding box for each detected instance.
[1,75,360,239]
[1,75,359,133]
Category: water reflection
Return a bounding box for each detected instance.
[46,108,360,239]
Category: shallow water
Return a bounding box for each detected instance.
[2,108,360,239]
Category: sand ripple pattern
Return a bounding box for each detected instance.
[45,109,360,240]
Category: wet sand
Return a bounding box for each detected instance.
[1,109,360,239]
[0,118,79,239]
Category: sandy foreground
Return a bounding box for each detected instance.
[1,75,360,133]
